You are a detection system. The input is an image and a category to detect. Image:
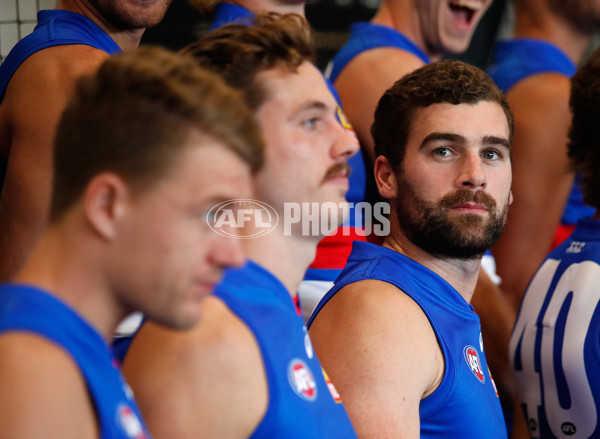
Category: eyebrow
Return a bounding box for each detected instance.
[420,132,464,147]
[420,132,511,150]
[482,135,511,151]
[292,100,329,118]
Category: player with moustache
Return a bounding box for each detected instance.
[122,14,359,439]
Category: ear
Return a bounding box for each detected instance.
[508,190,514,206]
[374,155,398,199]
[83,173,130,241]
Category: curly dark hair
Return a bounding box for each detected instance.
[372,59,514,170]
[181,12,315,112]
[568,47,600,209]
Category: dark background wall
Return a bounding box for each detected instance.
[141,0,508,70]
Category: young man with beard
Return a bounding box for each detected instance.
[122,15,359,439]
[327,0,517,407]
[0,46,261,439]
[488,0,600,309]
[308,60,513,438]
[509,47,600,439]
[0,0,173,281]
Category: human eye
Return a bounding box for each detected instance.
[302,117,321,130]
[482,149,501,160]
[432,147,454,157]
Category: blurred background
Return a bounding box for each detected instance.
[1,0,509,68]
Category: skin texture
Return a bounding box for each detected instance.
[0,138,252,438]
[334,0,517,409]
[310,101,512,438]
[0,0,172,281]
[491,0,600,310]
[123,62,359,439]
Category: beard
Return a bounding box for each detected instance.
[395,174,508,260]
[91,0,173,31]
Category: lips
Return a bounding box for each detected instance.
[450,202,488,213]
[448,0,484,29]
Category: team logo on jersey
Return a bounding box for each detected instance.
[116,404,148,439]
[287,359,317,401]
[463,345,485,383]
[336,106,357,141]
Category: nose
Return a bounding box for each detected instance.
[457,152,486,190]
[210,235,246,269]
[330,107,359,160]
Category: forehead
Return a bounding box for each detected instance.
[156,133,251,199]
[407,101,510,146]
[256,61,337,113]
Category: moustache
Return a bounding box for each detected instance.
[323,162,351,183]
[438,189,497,211]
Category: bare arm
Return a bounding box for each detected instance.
[334,48,425,164]
[492,73,574,309]
[122,296,268,439]
[309,280,443,438]
[471,268,517,410]
[511,397,532,439]
[0,45,109,281]
[0,333,97,438]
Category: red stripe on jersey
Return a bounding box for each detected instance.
[309,227,368,270]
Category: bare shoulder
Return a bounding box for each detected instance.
[508,73,570,116]
[2,44,110,151]
[123,296,268,439]
[309,279,442,437]
[339,46,425,88]
[334,47,425,156]
[0,332,96,439]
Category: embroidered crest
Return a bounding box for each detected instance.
[287,359,317,401]
[463,345,485,383]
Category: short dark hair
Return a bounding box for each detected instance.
[50,45,263,220]
[568,46,600,209]
[181,12,315,111]
[372,59,514,170]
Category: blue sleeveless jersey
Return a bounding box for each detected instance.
[0,285,150,439]
[215,261,358,438]
[487,39,594,226]
[509,217,600,438]
[327,22,430,83]
[0,9,121,102]
[309,242,507,438]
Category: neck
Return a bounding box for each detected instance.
[56,0,145,51]
[371,0,442,61]
[383,228,481,304]
[229,0,305,17]
[14,222,125,341]
[514,6,593,65]
[241,224,317,298]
